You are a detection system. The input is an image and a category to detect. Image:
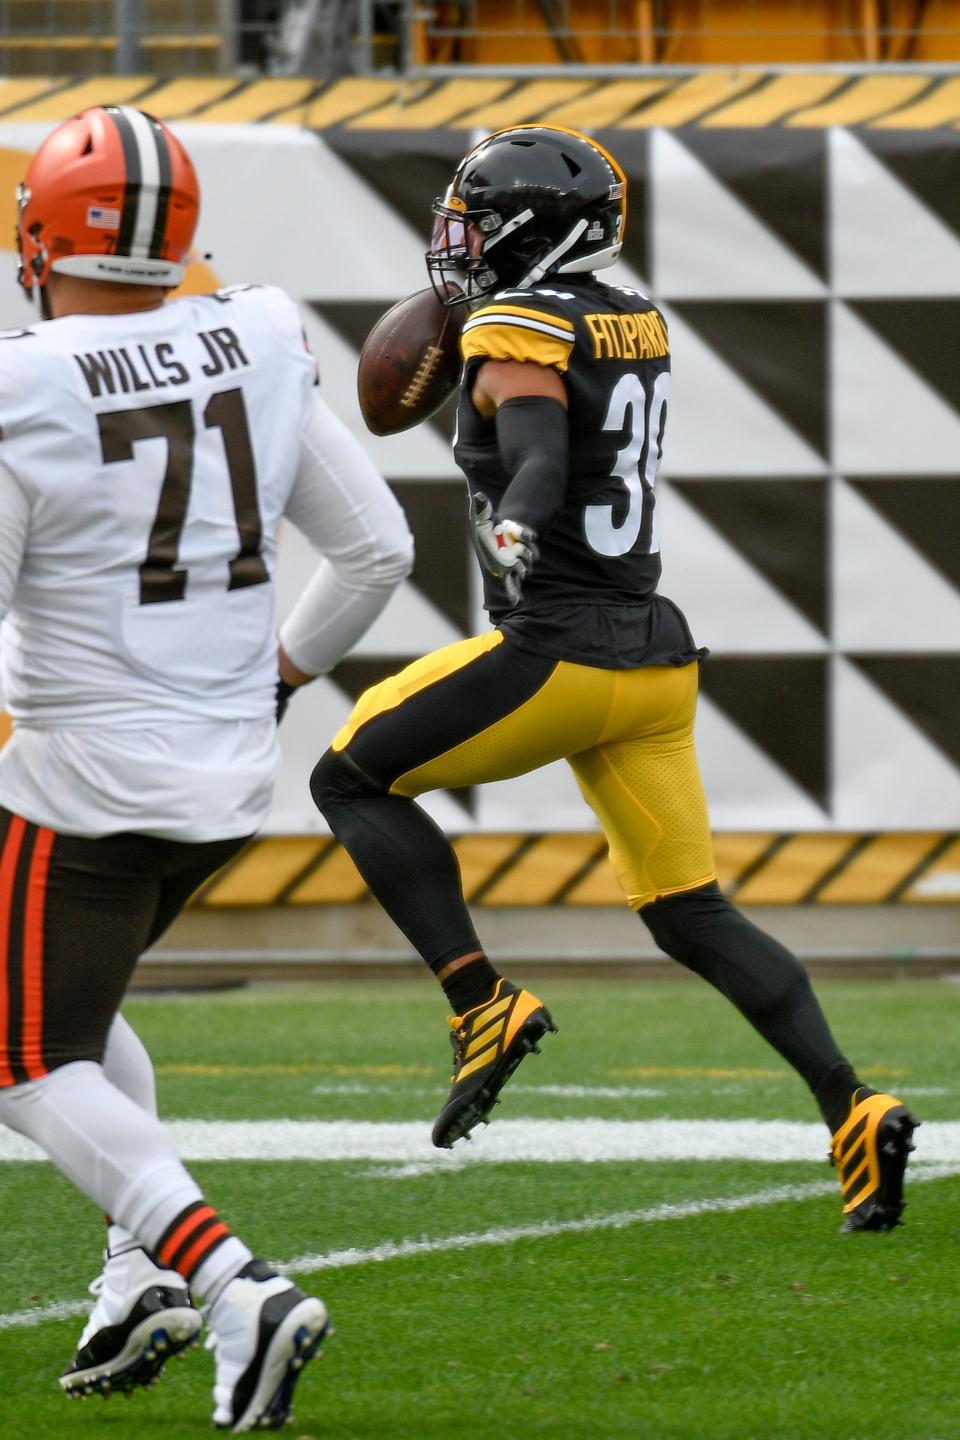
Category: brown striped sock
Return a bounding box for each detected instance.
[154,1200,233,1284]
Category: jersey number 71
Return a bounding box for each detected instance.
[97,389,267,605]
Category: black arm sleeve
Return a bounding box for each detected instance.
[494,395,569,534]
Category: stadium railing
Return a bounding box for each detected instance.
[1,0,959,78]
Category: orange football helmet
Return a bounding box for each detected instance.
[16,105,200,292]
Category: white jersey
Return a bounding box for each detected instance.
[0,285,413,840]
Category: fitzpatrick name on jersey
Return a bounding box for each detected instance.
[582,309,669,362]
[453,277,699,670]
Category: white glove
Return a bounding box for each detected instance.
[470,491,539,605]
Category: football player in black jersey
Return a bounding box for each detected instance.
[312,125,916,1231]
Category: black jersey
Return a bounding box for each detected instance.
[454,275,701,669]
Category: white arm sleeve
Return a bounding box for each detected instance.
[0,461,28,626]
[279,395,414,676]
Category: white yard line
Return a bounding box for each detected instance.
[279,1179,843,1278]
[281,1163,960,1277]
[3,1163,958,1333]
[3,1117,960,1165]
[0,1299,90,1331]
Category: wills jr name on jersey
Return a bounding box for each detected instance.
[0,284,316,725]
[73,326,251,400]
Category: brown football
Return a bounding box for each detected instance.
[357,283,465,436]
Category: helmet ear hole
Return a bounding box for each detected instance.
[16,105,199,291]
[429,124,627,296]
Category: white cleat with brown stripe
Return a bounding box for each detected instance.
[432,978,557,1149]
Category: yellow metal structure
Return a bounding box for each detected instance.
[417,1,960,66]
[0,74,958,128]
[189,832,960,908]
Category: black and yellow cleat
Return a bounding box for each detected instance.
[432,978,557,1149]
[830,1088,919,1233]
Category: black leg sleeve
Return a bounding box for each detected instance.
[641,883,857,1128]
[310,748,482,967]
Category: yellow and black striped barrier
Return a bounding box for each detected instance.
[1,72,960,129]
[191,832,960,909]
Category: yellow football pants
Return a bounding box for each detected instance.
[333,629,717,910]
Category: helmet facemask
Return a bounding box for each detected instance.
[425,126,627,308]
[426,204,512,306]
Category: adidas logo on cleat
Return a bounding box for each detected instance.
[432,978,557,1149]
[830,1089,919,1233]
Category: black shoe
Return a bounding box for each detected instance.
[60,1247,200,1398]
[831,1089,919,1232]
[207,1259,331,1433]
[432,978,557,1149]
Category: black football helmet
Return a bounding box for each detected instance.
[426,124,627,306]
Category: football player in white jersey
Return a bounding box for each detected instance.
[0,106,413,1432]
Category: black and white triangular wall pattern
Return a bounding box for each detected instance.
[388,481,473,635]
[656,482,828,652]
[656,480,829,650]
[831,301,960,474]
[831,128,960,295]
[298,301,458,479]
[660,305,829,476]
[671,478,828,634]
[321,128,469,261]
[650,128,826,298]
[670,302,828,459]
[855,130,960,244]
[849,656,960,771]
[694,692,830,830]
[847,477,960,595]
[832,479,960,652]
[846,301,960,418]
[1,118,957,835]
[314,300,459,445]
[671,128,828,282]
[698,656,830,814]
[832,657,960,829]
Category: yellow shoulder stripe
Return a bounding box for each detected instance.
[461,322,574,373]
[468,303,575,334]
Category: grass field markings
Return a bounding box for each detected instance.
[4,1165,959,1336]
[610,1064,911,1080]
[362,1162,450,1178]
[0,1299,90,1332]
[305,1083,669,1100]
[511,1084,667,1099]
[310,1082,400,1095]
[3,1119,960,1164]
[155,1063,911,1082]
[155,1063,434,1077]
[276,1162,960,1276]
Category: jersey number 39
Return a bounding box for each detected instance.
[584,371,668,559]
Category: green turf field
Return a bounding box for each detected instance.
[1,977,957,1440]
